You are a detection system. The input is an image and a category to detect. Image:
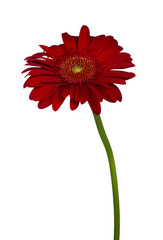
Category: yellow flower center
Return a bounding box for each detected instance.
[72,65,83,73]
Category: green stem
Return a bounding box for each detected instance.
[92,113,120,240]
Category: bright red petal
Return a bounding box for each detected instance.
[87,87,101,115]
[74,85,80,102]
[78,25,90,50]
[25,52,46,61]
[70,99,79,110]
[69,85,75,100]
[104,62,135,70]
[96,46,123,62]
[51,45,64,55]
[61,86,70,98]
[62,33,77,51]
[29,85,55,101]
[108,84,122,101]
[95,36,118,55]
[80,85,88,104]
[26,69,55,77]
[98,76,126,85]
[39,45,60,59]
[52,87,66,111]
[38,95,53,109]
[87,84,103,102]
[100,70,135,80]
[89,35,105,54]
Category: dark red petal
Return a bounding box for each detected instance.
[105,85,118,102]
[80,85,88,104]
[96,46,123,62]
[95,85,116,103]
[51,45,64,55]
[96,36,118,55]
[74,85,80,102]
[41,76,63,83]
[103,53,133,66]
[69,84,75,100]
[22,67,39,74]
[25,62,52,71]
[87,87,101,115]
[29,85,56,101]
[70,99,79,110]
[101,70,135,80]
[41,57,55,64]
[25,52,46,61]
[26,59,53,67]
[91,80,109,88]
[39,45,60,59]
[24,76,46,88]
[104,62,135,70]
[78,25,90,50]
[38,95,53,109]
[87,84,103,102]
[52,87,66,111]
[24,75,62,88]
[62,33,77,51]
[108,84,122,101]
[98,76,126,85]
[89,35,105,54]
[26,69,55,77]
[61,86,70,98]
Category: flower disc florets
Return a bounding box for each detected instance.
[60,55,96,84]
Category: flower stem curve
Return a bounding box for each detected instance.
[92,113,120,240]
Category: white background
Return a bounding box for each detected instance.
[0,0,163,239]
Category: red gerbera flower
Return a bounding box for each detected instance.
[22,25,135,115]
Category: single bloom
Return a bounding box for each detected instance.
[22,25,135,115]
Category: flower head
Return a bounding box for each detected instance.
[22,25,135,115]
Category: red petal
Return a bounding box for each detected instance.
[108,84,122,101]
[74,85,80,102]
[78,25,90,50]
[80,85,88,104]
[29,85,55,101]
[39,45,60,59]
[87,84,103,102]
[97,46,123,62]
[95,85,116,103]
[70,99,79,110]
[104,53,133,66]
[101,70,135,80]
[104,62,135,70]
[52,87,66,111]
[25,62,52,71]
[26,69,55,77]
[38,95,53,109]
[61,86,70,98]
[56,44,67,54]
[22,67,39,74]
[62,33,77,51]
[98,76,126,85]
[96,36,118,55]
[51,45,64,56]
[89,35,105,54]
[26,59,53,67]
[24,75,62,88]
[105,85,118,102]
[24,76,47,88]
[87,87,101,115]
[69,84,75,100]
[25,52,46,61]
[41,76,63,83]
